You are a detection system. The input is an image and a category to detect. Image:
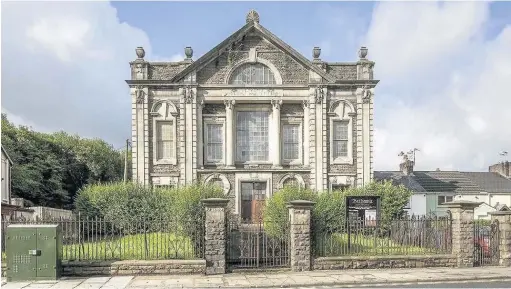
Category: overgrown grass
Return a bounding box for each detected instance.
[62,232,199,261]
[315,233,431,257]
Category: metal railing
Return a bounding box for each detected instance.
[313,215,452,257]
[1,215,205,261]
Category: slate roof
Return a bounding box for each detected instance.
[374,170,482,194]
[461,172,511,193]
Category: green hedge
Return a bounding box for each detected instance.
[263,181,413,238]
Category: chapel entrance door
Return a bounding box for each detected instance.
[240,182,266,222]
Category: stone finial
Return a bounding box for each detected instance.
[358,46,368,59]
[313,47,321,59]
[184,47,193,60]
[246,9,260,24]
[136,47,145,59]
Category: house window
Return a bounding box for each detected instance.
[156,121,174,160]
[282,124,300,160]
[205,123,223,163]
[282,178,299,188]
[438,195,453,205]
[404,197,411,209]
[236,111,269,162]
[230,63,276,85]
[332,121,349,158]
[240,182,266,222]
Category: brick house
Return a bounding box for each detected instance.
[127,10,378,221]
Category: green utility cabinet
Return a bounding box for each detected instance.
[6,224,62,282]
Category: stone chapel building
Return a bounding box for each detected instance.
[127,10,378,220]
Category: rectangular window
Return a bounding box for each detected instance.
[236,111,269,162]
[205,123,223,162]
[332,121,349,158]
[437,195,453,205]
[282,124,300,160]
[240,182,267,222]
[156,121,173,160]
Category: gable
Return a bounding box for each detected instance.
[196,33,309,85]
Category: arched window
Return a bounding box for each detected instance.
[230,63,276,85]
[210,178,224,190]
[282,178,299,188]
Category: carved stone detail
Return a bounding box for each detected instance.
[224,99,236,109]
[136,86,146,104]
[153,165,179,174]
[224,88,281,97]
[183,86,194,104]
[271,99,282,110]
[314,86,325,104]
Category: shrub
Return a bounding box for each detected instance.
[263,185,317,238]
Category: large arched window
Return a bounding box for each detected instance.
[229,63,276,85]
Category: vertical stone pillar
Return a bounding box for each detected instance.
[314,87,325,191]
[197,98,204,169]
[202,198,229,275]
[288,200,315,271]
[489,211,511,266]
[271,99,282,168]
[442,201,480,267]
[224,100,235,169]
[302,100,310,168]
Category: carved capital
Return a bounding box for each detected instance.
[302,99,310,108]
[197,96,205,107]
[224,99,236,110]
[183,85,194,104]
[314,86,325,104]
[271,99,282,110]
[135,86,146,104]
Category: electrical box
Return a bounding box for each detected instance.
[6,224,62,282]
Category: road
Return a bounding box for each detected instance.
[286,280,511,288]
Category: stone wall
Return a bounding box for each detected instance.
[314,255,457,270]
[61,260,205,277]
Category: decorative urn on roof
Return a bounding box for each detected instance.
[246,9,260,24]
[185,46,193,60]
[358,46,368,59]
[313,47,321,59]
[136,47,145,59]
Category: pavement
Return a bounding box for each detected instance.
[1,266,510,289]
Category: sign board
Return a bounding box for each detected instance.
[345,196,381,226]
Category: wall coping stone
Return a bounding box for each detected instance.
[287,200,316,208]
[315,254,456,262]
[439,200,482,209]
[201,198,229,207]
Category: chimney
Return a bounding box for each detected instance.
[490,161,510,178]
[400,159,415,176]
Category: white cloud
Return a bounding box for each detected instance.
[1,2,152,147]
[366,2,511,171]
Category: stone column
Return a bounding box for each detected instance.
[197,98,204,169]
[442,201,481,268]
[302,100,310,168]
[202,198,229,275]
[288,200,315,271]
[271,99,283,168]
[224,100,235,169]
[489,211,511,266]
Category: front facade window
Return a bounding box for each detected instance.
[282,124,300,161]
[156,121,174,160]
[332,121,349,158]
[230,63,276,85]
[205,123,224,163]
[240,182,267,222]
[236,111,269,162]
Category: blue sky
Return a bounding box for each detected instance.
[2,1,511,171]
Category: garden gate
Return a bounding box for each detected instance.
[226,219,290,270]
[473,219,499,266]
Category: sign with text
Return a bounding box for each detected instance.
[345,196,381,227]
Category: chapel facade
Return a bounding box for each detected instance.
[127,10,378,220]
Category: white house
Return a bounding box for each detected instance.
[127,10,378,220]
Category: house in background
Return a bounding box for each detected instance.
[375,157,511,218]
[1,146,18,219]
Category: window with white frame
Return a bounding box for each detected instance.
[332,121,349,159]
[230,63,276,85]
[156,121,174,160]
[437,195,453,205]
[282,124,300,161]
[205,123,224,163]
[236,111,269,162]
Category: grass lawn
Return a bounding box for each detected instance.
[315,233,436,257]
[62,232,200,261]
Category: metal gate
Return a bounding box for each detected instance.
[473,219,499,266]
[226,219,290,269]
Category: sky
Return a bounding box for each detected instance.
[1,1,510,172]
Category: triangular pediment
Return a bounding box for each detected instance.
[171,22,335,84]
